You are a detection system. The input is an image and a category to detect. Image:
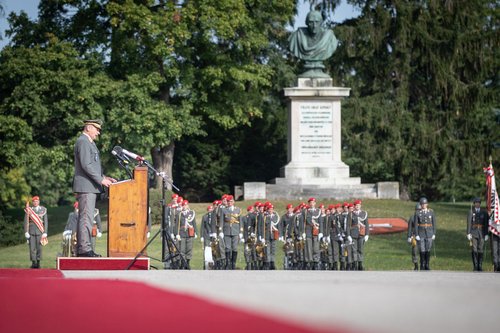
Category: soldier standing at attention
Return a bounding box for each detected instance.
[200,205,214,270]
[90,208,102,253]
[73,119,116,257]
[305,197,321,270]
[415,197,436,270]
[281,204,295,270]
[24,196,48,268]
[220,195,242,269]
[242,205,257,270]
[347,199,369,271]
[328,203,343,270]
[174,200,197,269]
[466,197,489,271]
[407,203,421,271]
[212,198,227,269]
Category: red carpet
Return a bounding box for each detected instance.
[0,269,344,333]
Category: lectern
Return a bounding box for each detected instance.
[107,166,148,257]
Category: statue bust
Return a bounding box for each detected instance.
[289,10,338,78]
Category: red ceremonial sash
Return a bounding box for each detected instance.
[24,205,45,234]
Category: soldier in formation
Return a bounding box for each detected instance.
[415,197,436,270]
[173,199,197,269]
[466,197,489,271]
[24,196,48,269]
[407,203,421,271]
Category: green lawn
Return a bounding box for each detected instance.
[0,199,492,271]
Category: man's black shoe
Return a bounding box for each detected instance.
[78,251,102,257]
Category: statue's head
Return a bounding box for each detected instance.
[305,10,323,36]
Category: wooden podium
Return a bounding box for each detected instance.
[107,166,149,257]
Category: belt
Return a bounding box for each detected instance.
[472,224,483,228]
[419,223,433,227]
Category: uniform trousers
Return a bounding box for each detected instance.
[28,233,42,261]
[418,237,433,252]
[179,237,194,260]
[77,192,96,254]
[305,236,320,263]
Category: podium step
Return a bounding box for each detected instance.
[57,257,150,270]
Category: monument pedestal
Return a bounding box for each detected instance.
[241,78,399,200]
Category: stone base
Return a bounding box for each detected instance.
[279,161,359,184]
[242,181,399,201]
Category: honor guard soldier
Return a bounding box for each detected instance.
[243,205,257,270]
[258,203,280,270]
[220,195,242,269]
[339,202,350,270]
[211,198,227,269]
[407,203,421,270]
[24,196,48,268]
[347,199,369,271]
[318,204,329,270]
[466,197,489,271]
[305,198,322,270]
[62,201,79,257]
[201,205,215,269]
[163,194,178,269]
[174,200,197,269]
[328,203,344,270]
[415,197,436,270]
[281,204,295,270]
[293,205,306,269]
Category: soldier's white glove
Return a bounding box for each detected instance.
[239,233,244,240]
[147,232,150,238]
[466,234,472,241]
[25,232,30,239]
[298,236,302,240]
[347,236,352,242]
[261,239,266,245]
[201,237,204,243]
[176,235,181,241]
[485,235,489,241]
[42,233,47,238]
[219,232,224,239]
[318,233,323,240]
[302,233,306,239]
[431,235,436,240]
[338,234,343,242]
[364,235,369,242]
[250,232,256,237]
[194,233,198,239]
[210,233,216,238]
[170,233,175,240]
[326,236,330,243]
[415,235,421,241]
[407,237,412,243]
[97,230,102,238]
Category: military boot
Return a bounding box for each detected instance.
[340,262,345,270]
[36,260,40,269]
[332,262,338,270]
[477,253,483,272]
[414,262,419,271]
[186,259,191,270]
[419,252,425,270]
[225,251,231,270]
[30,261,37,269]
[358,262,364,271]
[425,252,431,270]
[231,251,238,270]
[472,252,478,271]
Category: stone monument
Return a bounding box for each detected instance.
[243,10,399,200]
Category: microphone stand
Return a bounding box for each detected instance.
[126,160,185,270]
[112,153,133,179]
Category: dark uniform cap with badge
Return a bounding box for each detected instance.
[83,119,102,130]
[472,197,481,203]
[419,197,428,204]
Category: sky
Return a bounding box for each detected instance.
[0,0,360,49]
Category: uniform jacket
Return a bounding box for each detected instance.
[305,208,321,238]
[174,209,197,238]
[407,213,417,238]
[258,212,280,242]
[467,208,488,237]
[73,133,103,193]
[293,213,305,238]
[220,205,242,236]
[415,209,436,238]
[281,213,294,239]
[347,210,369,239]
[329,212,344,241]
[24,205,48,235]
[65,211,78,233]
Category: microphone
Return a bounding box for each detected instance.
[111,148,129,164]
[114,146,145,161]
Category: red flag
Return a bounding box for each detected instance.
[484,163,500,236]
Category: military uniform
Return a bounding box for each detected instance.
[347,202,369,271]
[466,198,489,271]
[415,197,436,270]
[407,203,420,270]
[173,202,197,269]
[90,208,102,252]
[24,197,48,268]
[62,207,78,257]
[281,206,295,270]
[258,208,280,270]
[220,199,242,270]
[318,207,329,270]
[328,204,343,270]
[243,207,258,270]
[304,199,322,270]
[293,207,306,269]
[339,204,350,270]
[201,207,214,269]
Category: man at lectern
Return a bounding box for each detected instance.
[73,119,116,257]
